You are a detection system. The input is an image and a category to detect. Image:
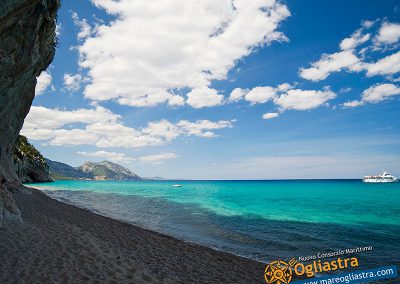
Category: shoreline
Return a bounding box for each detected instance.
[0,188,265,283]
[32,185,267,265]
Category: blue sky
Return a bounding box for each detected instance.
[24,0,400,179]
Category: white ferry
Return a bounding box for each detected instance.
[362,171,398,183]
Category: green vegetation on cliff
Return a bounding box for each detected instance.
[13,135,51,183]
[14,135,46,166]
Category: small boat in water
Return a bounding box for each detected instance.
[363,171,398,183]
[172,184,182,188]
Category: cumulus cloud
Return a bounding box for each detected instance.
[245,86,277,104]
[375,22,400,45]
[167,95,185,107]
[342,100,364,108]
[228,88,248,102]
[365,51,400,77]
[177,119,235,138]
[21,106,235,147]
[139,152,177,163]
[344,83,400,107]
[63,73,82,91]
[277,83,293,92]
[262,112,279,119]
[78,0,290,107]
[228,84,334,117]
[299,50,362,81]
[300,20,400,82]
[78,151,134,163]
[23,106,119,130]
[35,71,52,95]
[340,30,370,50]
[72,11,92,40]
[186,87,224,108]
[228,84,294,104]
[274,89,336,111]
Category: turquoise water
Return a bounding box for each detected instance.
[32,180,400,265]
[33,179,400,225]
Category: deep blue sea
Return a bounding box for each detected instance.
[31,179,400,268]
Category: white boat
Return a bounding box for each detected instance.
[363,171,398,183]
[172,184,182,187]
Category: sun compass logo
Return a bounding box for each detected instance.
[264,258,298,284]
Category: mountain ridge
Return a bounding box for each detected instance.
[47,159,142,181]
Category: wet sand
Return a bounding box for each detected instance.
[0,188,265,283]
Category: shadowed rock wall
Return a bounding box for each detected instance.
[0,0,59,226]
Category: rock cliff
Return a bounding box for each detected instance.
[0,0,59,227]
[14,135,52,183]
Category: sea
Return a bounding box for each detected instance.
[31,179,400,269]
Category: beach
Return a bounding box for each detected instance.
[0,188,264,283]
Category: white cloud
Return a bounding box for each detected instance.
[300,20,400,81]
[299,50,361,81]
[228,85,335,116]
[177,119,235,138]
[342,100,364,108]
[277,83,293,92]
[305,49,400,80]
[340,30,370,50]
[229,84,293,104]
[274,89,336,111]
[228,88,248,102]
[344,83,400,107]
[35,71,52,95]
[186,87,224,108]
[78,151,134,163]
[56,23,61,37]
[63,73,82,91]
[115,88,180,107]
[365,51,400,77]
[262,112,279,119]
[21,106,235,147]
[139,152,177,163]
[375,22,400,45]
[78,150,177,164]
[245,86,277,104]
[141,120,180,141]
[362,20,375,29]
[361,84,400,102]
[72,12,92,40]
[167,95,185,106]
[78,0,290,107]
[23,106,119,129]
[299,22,376,81]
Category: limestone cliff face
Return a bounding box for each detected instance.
[0,0,59,226]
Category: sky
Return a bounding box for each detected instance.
[22,0,400,179]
